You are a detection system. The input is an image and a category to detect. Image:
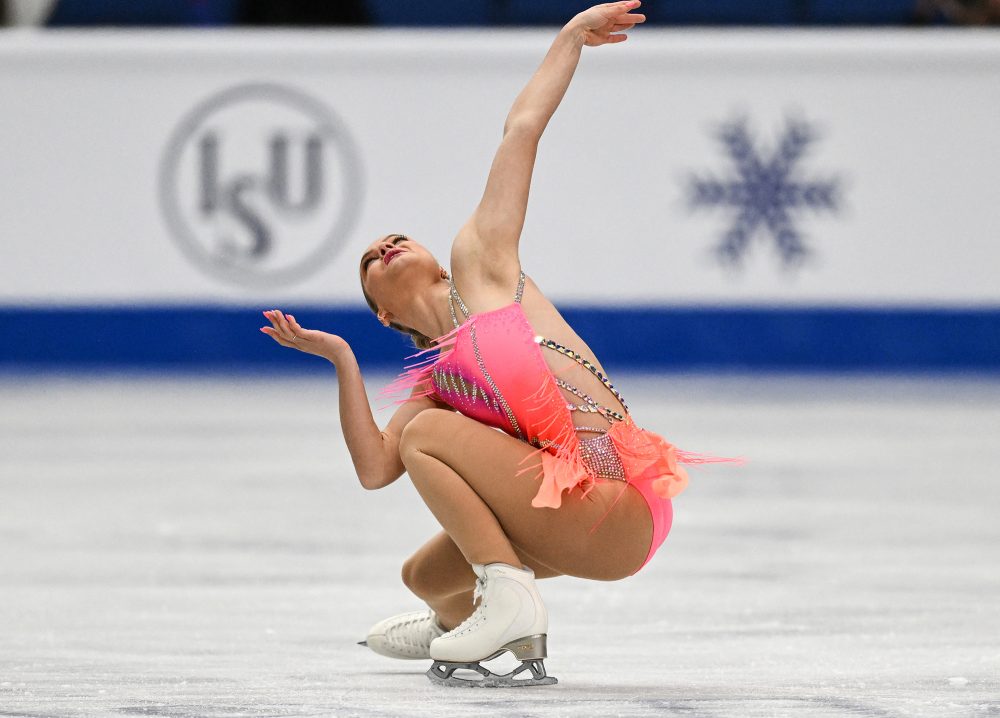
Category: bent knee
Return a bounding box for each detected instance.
[398,407,453,458]
[400,554,420,594]
[400,552,446,600]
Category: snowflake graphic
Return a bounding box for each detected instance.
[687,117,841,268]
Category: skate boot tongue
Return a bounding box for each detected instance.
[472,567,487,605]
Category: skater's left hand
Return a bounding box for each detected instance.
[260,309,349,363]
[570,1,646,47]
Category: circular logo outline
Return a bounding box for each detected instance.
[159,82,363,289]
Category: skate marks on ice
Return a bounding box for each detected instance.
[0,375,998,717]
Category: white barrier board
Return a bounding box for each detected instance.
[0,29,998,306]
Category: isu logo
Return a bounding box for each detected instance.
[159,83,362,287]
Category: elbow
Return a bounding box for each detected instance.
[358,469,400,491]
[358,471,386,491]
[503,115,545,139]
[356,433,388,489]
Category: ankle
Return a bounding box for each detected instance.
[434,614,464,632]
[429,603,473,632]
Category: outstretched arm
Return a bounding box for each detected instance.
[260,310,447,490]
[452,1,645,282]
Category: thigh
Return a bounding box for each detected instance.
[401,409,652,580]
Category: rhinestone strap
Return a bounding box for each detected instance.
[470,322,523,441]
[554,377,625,424]
[449,278,471,320]
[448,271,526,320]
[534,336,629,414]
[514,271,526,304]
[447,292,461,329]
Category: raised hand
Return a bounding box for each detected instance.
[260,309,349,362]
[572,1,646,47]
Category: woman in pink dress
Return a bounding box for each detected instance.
[262,1,731,687]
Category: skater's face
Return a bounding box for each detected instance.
[359,233,442,327]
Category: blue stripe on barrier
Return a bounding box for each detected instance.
[2,304,999,372]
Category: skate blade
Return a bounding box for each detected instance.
[426,659,557,688]
[357,641,367,647]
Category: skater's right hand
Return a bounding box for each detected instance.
[260,309,350,363]
[570,1,645,47]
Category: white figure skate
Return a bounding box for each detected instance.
[426,562,557,687]
[359,609,446,660]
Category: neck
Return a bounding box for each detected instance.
[397,280,456,342]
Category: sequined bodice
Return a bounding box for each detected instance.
[429,271,629,455]
[379,269,717,504]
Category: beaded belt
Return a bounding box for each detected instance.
[577,433,626,482]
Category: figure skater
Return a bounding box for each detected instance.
[261,1,731,687]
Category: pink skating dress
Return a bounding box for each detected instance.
[381,270,730,574]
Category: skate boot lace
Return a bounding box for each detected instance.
[386,611,440,650]
[446,574,488,637]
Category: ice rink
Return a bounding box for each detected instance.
[1,373,998,717]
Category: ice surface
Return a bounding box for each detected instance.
[1,374,998,717]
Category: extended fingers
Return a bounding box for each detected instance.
[260,322,293,346]
[604,0,642,17]
[616,10,645,21]
[261,327,295,347]
[263,309,284,333]
[285,314,308,341]
[590,2,644,40]
[611,12,644,26]
[261,309,298,343]
[274,310,295,337]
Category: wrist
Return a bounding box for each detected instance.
[559,21,587,48]
[323,340,352,367]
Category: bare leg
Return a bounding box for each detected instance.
[401,530,562,630]
[398,409,653,584]
[403,447,520,567]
